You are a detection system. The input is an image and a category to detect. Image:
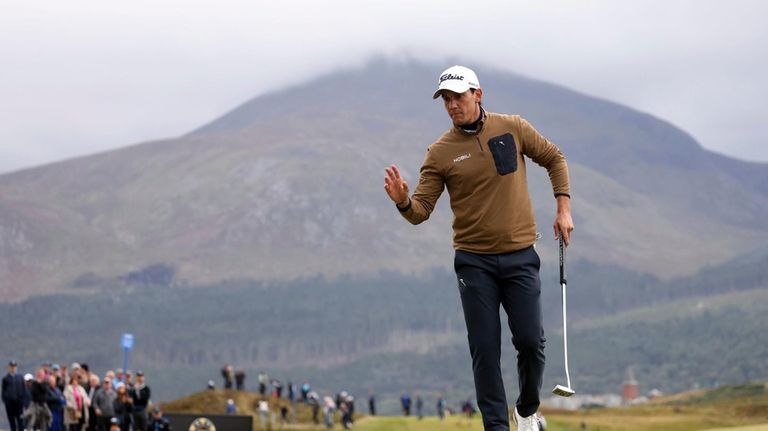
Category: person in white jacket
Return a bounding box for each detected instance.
[63,375,90,431]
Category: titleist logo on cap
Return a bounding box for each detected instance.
[440,73,464,83]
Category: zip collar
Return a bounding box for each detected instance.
[455,107,486,135]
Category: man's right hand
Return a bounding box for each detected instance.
[384,165,410,207]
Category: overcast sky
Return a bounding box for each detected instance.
[1,1,766,174]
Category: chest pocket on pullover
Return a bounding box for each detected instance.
[487,133,518,175]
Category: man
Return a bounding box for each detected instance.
[24,369,51,431]
[123,371,134,390]
[436,394,446,421]
[367,392,375,416]
[235,369,246,391]
[399,392,410,416]
[2,360,27,431]
[221,365,233,390]
[257,372,268,396]
[86,374,101,431]
[149,407,170,431]
[384,65,573,431]
[130,371,150,431]
[92,377,116,431]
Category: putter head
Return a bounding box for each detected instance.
[552,384,575,397]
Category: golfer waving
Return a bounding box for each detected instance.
[384,65,573,431]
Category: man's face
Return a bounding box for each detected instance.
[441,89,483,126]
[9,365,16,374]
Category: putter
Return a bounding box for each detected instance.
[552,236,576,397]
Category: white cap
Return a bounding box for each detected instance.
[24,373,33,381]
[432,65,480,99]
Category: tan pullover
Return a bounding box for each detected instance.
[398,111,570,253]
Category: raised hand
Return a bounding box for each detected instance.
[384,164,410,206]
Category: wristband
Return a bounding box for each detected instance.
[396,198,412,212]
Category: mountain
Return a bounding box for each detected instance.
[1,59,767,301]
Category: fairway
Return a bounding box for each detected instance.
[338,415,485,430]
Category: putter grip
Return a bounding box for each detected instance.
[559,236,566,285]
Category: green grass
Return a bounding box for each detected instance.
[351,415,483,431]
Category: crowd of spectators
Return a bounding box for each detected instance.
[210,364,475,429]
[6,359,474,431]
[2,360,169,431]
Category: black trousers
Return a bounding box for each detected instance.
[4,401,24,431]
[454,246,546,431]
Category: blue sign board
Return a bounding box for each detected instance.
[121,333,135,350]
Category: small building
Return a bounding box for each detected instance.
[622,366,639,403]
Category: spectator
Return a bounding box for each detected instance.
[287,381,295,403]
[339,394,354,430]
[69,364,82,387]
[225,399,236,415]
[400,392,411,416]
[206,381,215,391]
[368,392,375,416]
[346,395,355,426]
[51,365,63,391]
[234,370,245,391]
[322,396,335,429]
[123,372,133,391]
[461,398,476,419]
[300,382,311,403]
[130,371,150,431]
[149,407,170,431]
[257,372,268,396]
[415,394,423,420]
[92,378,116,431]
[221,366,233,390]
[271,380,282,399]
[46,375,65,431]
[109,417,121,431]
[2,360,27,431]
[63,374,89,431]
[80,365,91,390]
[112,383,133,431]
[22,373,34,409]
[257,400,269,430]
[307,392,320,425]
[85,374,100,431]
[436,394,446,421]
[59,366,70,392]
[26,369,52,431]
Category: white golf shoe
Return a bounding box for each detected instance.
[512,408,541,431]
